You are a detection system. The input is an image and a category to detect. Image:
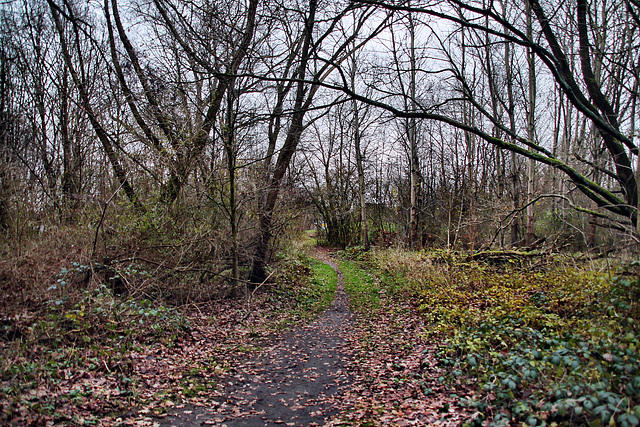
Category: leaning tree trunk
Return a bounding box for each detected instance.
[249,0,317,284]
[49,1,142,211]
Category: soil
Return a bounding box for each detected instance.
[161,258,353,427]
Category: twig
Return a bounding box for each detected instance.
[484,193,631,250]
[121,256,258,285]
[243,271,275,320]
[92,180,128,259]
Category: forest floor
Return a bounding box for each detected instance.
[1,247,469,426]
[159,254,353,426]
[4,244,637,426]
[156,249,470,426]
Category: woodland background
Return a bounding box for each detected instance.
[2,0,640,423]
[2,0,639,292]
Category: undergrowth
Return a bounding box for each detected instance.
[0,280,188,424]
[0,244,334,425]
[356,248,640,426]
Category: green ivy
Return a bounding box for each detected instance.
[366,249,640,426]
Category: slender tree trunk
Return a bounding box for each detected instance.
[525,0,536,247]
[503,8,519,246]
[352,87,369,250]
[0,42,10,232]
[59,66,81,220]
[48,1,142,211]
[632,77,640,236]
[408,11,420,249]
[223,89,239,294]
[588,133,603,249]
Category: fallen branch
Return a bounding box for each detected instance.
[118,256,257,285]
[465,250,544,263]
[484,193,631,250]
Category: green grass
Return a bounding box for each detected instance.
[274,253,338,319]
[338,260,379,313]
[307,258,338,313]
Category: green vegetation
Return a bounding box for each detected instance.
[0,248,339,425]
[302,229,319,247]
[349,249,640,426]
[309,258,339,310]
[337,248,379,313]
[4,228,639,427]
[271,253,338,319]
[0,280,188,424]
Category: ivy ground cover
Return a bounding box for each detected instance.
[364,249,640,426]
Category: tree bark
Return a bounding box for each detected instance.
[408,10,420,250]
[525,0,536,247]
[250,0,317,284]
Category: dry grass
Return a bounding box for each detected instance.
[0,225,94,315]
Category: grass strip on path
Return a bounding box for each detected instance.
[330,252,472,426]
[337,259,379,313]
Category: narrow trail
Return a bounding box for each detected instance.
[162,256,353,426]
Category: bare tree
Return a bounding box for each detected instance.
[48,0,141,209]
[339,0,640,234]
[303,105,358,248]
[102,0,259,203]
[350,51,371,250]
[250,0,319,283]
[250,1,390,282]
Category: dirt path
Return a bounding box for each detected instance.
[161,257,352,426]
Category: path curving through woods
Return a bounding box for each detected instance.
[161,255,353,427]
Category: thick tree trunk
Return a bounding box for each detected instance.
[250,0,317,284]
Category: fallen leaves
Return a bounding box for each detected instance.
[2,248,483,426]
[319,251,490,426]
[0,287,322,426]
[325,262,474,426]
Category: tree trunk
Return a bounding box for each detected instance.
[354,109,369,251]
[408,11,420,249]
[503,6,520,246]
[49,1,142,211]
[351,50,369,250]
[223,89,240,294]
[250,0,317,284]
[525,0,536,247]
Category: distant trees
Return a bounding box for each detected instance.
[249,0,390,281]
[337,0,639,247]
[50,0,141,209]
[303,102,359,248]
[1,0,97,229]
[2,0,638,291]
